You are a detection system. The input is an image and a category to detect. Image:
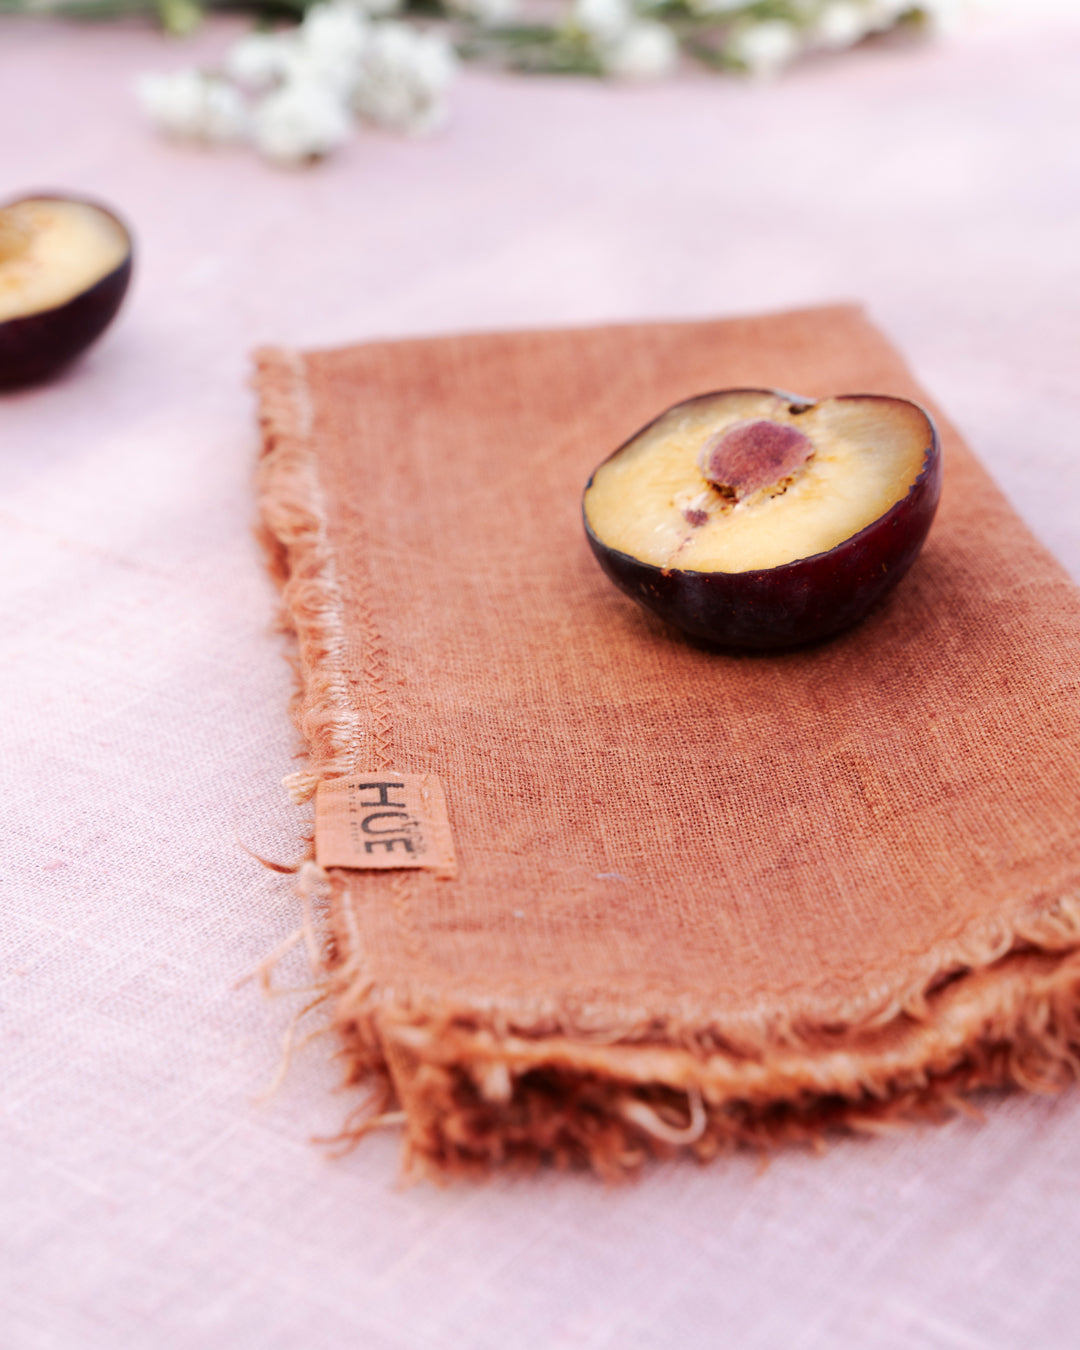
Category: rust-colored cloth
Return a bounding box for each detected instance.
[255,306,1080,1177]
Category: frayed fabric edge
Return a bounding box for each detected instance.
[326,905,1080,1180]
[254,345,1080,1179]
[255,347,365,786]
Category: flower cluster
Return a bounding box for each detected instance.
[137,0,457,164]
[569,0,679,79]
[136,0,963,164]
[457,0,960,80]
[708,1,962,78]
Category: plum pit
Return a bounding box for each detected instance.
[697,418,815,504]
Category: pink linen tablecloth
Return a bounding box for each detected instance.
[2,6,1080,1347]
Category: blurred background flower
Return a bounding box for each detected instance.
[2,0,974,164]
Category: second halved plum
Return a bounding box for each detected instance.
[0,194,133,389]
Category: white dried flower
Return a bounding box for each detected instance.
[226,3,374,102]
[601,19,679,78]
[352,23,457,136]
[243,2,367,100]
[136,69,249,143]
[251,78,352,163]
[917,0,965,36]
[573,0,632,43]
[224,32,296,90]
[811,1,873,48]
[276,45,355,99]
[726,19,801,77]
[302,0,372,65]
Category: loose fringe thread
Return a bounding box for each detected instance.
[282,770,320,805]
[253,346,1080,1181]
[240,848,334,1103]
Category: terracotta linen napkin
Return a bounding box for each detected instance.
[255,305,1080,1177]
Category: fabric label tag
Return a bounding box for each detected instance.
[315,773,456,874]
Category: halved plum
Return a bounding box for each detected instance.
[0,194,133,389]
[582,388,941,650]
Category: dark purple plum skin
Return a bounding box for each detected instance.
[583,391,942,651]
[0,195,133,391]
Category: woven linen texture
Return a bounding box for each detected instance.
[255,306,1080,1177]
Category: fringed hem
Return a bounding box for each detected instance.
[325,908,1080,1180]
[254,346,1080,1179]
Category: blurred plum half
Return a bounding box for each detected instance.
[583,388,941,650]
[0,194,133,389]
